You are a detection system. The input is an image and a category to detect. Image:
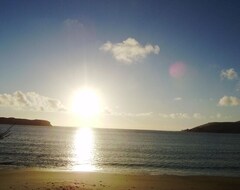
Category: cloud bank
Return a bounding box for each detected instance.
[0,91,66,112]
[221,68,238,80]
[218,96,240,106]
[104,110,153,117]
[100,38,160,64]
[159,112,226,120]
[159,113,190,119]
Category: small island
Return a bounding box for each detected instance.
[184,121,240,134]
[0,117,52,127]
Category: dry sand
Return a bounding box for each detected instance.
[0,169,239,190]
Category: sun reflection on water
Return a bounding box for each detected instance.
[72,127,96,171]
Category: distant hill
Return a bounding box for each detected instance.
[184,121,240,134]
[0,117,52,127]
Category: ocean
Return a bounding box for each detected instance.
[0,125,240,176]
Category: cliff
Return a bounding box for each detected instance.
[184,121,240,134]
[0,117,52,127]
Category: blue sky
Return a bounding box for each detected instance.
[0,0,240,130]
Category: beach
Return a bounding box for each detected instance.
[1,127,240,189]
[1,169,240,190]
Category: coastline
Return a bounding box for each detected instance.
[1,169,240,190]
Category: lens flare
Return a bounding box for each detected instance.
[169,62,187,78]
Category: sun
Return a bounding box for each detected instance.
[72,88,101,118]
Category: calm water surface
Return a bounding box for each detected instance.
[0,125,240,176]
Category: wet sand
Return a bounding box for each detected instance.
[0,169,240,190]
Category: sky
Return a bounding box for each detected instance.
[0,0,240,131]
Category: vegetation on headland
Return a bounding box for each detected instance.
[0,117,52,127]
[184,121,240,134]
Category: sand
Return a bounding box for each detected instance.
[0,169,239,190]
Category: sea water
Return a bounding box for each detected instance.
[0,125,240,176]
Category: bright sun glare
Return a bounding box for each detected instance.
[72,127,96,171]
[72,88,101,118]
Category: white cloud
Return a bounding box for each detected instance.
[124,112,153,117]
[62,19,96,44]
[218,96,240,106]
[159,112,207,120]
[209,113,232,120]
[116,112,153,117]
[159,113,190,119]
[0,91,66,112]
[63,19,84,28]
[174,97,182,101]
[100,38,160,64]
[193,113,204,119]
[221,68,238,80]
[63,19,86,32]
[104,109,153,117]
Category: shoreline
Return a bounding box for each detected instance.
[1,166,240,177]
[1,169,240,190]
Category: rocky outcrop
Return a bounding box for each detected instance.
[0,117,52,126]
[184,121,240,133]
